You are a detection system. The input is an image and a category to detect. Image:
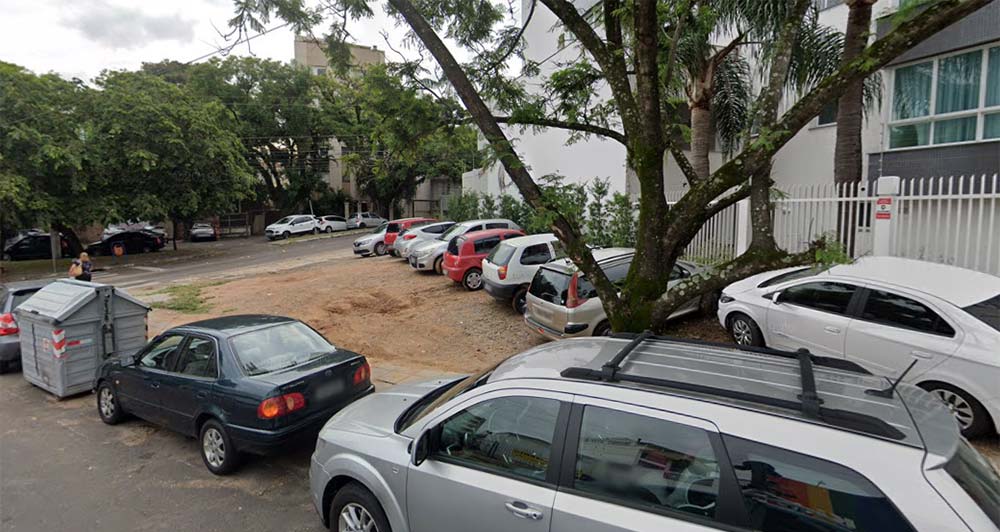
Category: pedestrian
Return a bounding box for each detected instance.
[68,252,93,282]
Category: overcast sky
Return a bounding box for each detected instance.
[2,0,411,81]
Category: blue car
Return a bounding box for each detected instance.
[94,315,373,475]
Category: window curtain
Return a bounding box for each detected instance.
[934,117,977,144]
[987,47,1000,108]
[893,62,932,120]
[936,51,982,114]
[985,114,1000,140]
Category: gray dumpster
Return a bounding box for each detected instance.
[14,280,150,398]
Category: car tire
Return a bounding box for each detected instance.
[512,287,529,315]
[330,482,392,532]
[199,419,240,475]
[325,227,334,233]
[919,382,993,438]
[462,268,484,291]
[593,321,613,336]
[359,223,367,228]
[96,381,126,425]
[0,360,11,374]
[374,243,387,256]
[282,231,291,240]
[433,256,443,275]
[727,313,765,347]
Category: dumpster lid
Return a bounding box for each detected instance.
[13,279,150,323]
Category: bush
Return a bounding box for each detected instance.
[446,191,481,222]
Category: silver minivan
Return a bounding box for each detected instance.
[524,248,704,339]
[309,336,1000,532]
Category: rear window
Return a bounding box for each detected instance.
[229,322,335,376]
[387,223,400,232]
[11,290,39,310]
[486,242,517,267]
[529,268,571,305]
[946,439,1000,527]
[964,294,1000,332]
[758,266,821,288]
[576,259,632,300]
[448,236,464,256]
[473,236,501,254]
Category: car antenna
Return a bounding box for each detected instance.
[866,359,919,398]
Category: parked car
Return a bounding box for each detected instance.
[310,335,1000,532]
[0,280,51,373]
[103,222,165,239]
[316,215,348,233]
[266,215,319,240]
[525,248,705,338]
[2,232,70,261]
[353,223,390,257]
[86,230,165,256]
[396,221,456,260]
[717,256,1000,438]
[189,223,218,242]
[347,212,386,229]
[482,233,561,313]
[442,229,525,290]
[94,315,373,475]
[385,218,436,256]
[408,219,521,274]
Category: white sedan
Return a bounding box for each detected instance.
[717,256,1000,438]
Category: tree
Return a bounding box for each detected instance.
[87,71,255,249]
[0,62,94,253]
[230,0,992,332]
[834,0,879,184]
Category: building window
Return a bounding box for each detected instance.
[312,67,327,76]
[817,101,838,126]
[889,43,1000,149]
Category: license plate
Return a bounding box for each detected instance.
[313,379,345,402]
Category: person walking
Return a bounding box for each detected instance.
[68,252,93,282]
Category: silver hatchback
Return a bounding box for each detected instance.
[309,336,1000,532]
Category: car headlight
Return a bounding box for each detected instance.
[359,239,372,245]
[719,294,735,304]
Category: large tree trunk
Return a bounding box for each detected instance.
[834,0,876,185]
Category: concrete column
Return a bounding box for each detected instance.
[872,176,901,256]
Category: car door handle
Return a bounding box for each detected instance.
[911,350,934,359]
[824,326,842,334]
[149,381,160,389]
[505,501,543,521]
[196,391,208,399]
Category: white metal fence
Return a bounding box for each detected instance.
[668,174,1000,276]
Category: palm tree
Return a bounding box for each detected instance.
[834,0,878,184]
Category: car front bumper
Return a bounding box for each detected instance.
[353,240,377,255]
[229,385,374,455]
[409,253,437,271]
[484,278,519,301]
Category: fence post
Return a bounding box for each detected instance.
[735,198,751,256]
[872,176,901,256]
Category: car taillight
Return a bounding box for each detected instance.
[498,266,507,280]
[404,234,417,240]
[566,274,588,309]
[353,361,371,386]
[257,392,307,419]
[0,313,18,336]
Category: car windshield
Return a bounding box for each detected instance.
[945,438,1000,527]
[230,322,335,376]
[964,294,1000,332]
[274,216,293,225]
[371,222,388,234]
[437,223,468,241]
[193,224,210,229]
[396,370,495,433]
[486,242,517,266]
[757,266,823,288]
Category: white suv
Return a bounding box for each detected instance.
[482,233,560,314]
[265,215,318,240]
[310,335,1000,532]
[717,256,1000,438]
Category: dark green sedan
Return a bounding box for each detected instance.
[94,315,373,474]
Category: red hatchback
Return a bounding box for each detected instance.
[443,228,525,290]
[385,217,436,256]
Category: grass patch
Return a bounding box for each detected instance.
[151,283,213,313]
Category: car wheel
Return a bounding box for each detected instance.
[433,256,444,275]
[1,253,11,261]
[359,223,367,228]
[96,381,126,425]
[200,419,240,475]
[920,382,993,438]
[727,313,765,347]
[330,482,392,532]
[593,321,613,336]
[283,231,291,240]
[463,268,484,291]
[512,287,528,315]
[325,226,334,233]
[374,242,387,256]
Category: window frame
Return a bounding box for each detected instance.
[137,333,189,373]
[773,280,863,317]
[887,41,1000,151]
[556,397,752,530]
[519,243,553,266]
[852,287,957,338]
[173,333,221,380]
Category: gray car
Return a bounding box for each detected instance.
[408,219,520,274]
[396,222,456,260]
[525,248,706,339]
[310,335,1000,532]
[353,223,389,257]
[188,223,217,242]
[348,212,387,229]
[0,280,51,373]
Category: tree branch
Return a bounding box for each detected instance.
[493,115,626,144]
[669,145,700,185]
[705,183,751,220]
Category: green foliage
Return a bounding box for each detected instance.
[479,194,497,218]
[586,178,612,247]
[607,193,637,248]
[151,283,212,313]
[498,194,531,227]
[814,234,851,265]
[446,191,481,222]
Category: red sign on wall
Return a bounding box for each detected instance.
[875,197,892,220]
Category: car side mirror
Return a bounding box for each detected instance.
[411,431,430,466]
[122,354,137,366]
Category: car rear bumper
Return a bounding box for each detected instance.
[229,385,375,455]
[443,264,463,282]
[484,279,518,301]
